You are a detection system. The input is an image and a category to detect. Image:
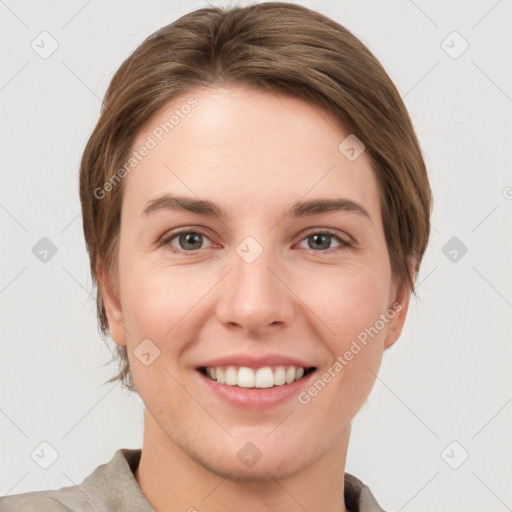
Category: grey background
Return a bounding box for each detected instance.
[1,0,511,510]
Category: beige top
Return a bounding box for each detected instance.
[0,448,387,511]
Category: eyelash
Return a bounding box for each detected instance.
[159,228,354,255]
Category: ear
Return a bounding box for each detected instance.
[383,259,414,350]
[96,258,127,347]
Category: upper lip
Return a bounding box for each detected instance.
[197,354,316,369]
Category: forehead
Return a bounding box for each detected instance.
[123,85,380,220]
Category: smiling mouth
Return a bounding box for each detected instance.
[198,365,316,389]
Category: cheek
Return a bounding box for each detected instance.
[119,263,205,400]
[119,257,214,355]
[306,263,392,345]
[303,270,391,415]
[334,272,392,394]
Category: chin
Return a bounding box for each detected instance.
[194,451,309,483]
[186,436,318,482]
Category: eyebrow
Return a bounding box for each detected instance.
[142,194,371,221]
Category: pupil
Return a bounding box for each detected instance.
[181,232,202,250]
[311,234,329,250]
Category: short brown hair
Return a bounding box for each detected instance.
[79,2,432,393]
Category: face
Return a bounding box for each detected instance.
[99,84,410,481]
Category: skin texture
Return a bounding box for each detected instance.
[98,84,411,512]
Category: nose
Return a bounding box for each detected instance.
[215,245,296,336]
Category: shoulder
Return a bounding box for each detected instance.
[0,480,108,512]
[0,490,76,511]
[344,472,388,512]
[0,448,146,512]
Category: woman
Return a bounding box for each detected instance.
[1,2,431,511]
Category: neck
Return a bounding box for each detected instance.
[134,409,350,512]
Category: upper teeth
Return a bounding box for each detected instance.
[205,366,306,388]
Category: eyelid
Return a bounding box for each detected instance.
[298,227,354,246]
[159,226,355,254]
[157,227,216,252]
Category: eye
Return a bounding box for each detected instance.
[161,230,213,254]
[296,230,352,252]
[160,228,353,255]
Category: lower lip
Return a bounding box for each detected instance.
[197,370,316,409]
